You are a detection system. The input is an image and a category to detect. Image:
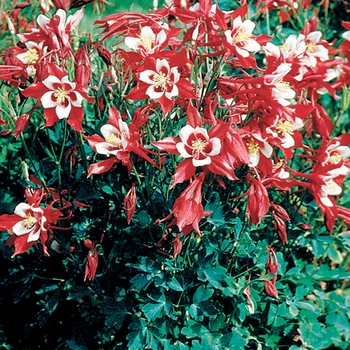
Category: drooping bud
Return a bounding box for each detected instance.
[172,233,183,259]
[75,44,91,87]
[83,239,99,281]
[123,183,137,225]
[263,246,279,299]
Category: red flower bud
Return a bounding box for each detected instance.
[123,183,137,225]
[92,42,111,66]
[75,45,91,87]
[172,233,183,259]
[83,239,99,281]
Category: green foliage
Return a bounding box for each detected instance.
[0,0,350,349]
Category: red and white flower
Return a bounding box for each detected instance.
[11,203,47,243]
[139,58,180,100]
[176,125,221,167]
[22,66,93,131]
[125,26,167,55]
[224,17,260,58]
[94,121,130,157]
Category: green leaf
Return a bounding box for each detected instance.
[221,329,248,349]
[193,285,214,304]
[198,266,228,289]
[142,301,165,321]
[209,312,226,332]
[168,277,183,292]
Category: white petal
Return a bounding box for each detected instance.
[243,39,260,52]
[125,36,141,50]
[42,75,62,90]
[170,67,180,84]
[56,103,71,119]
[307,31,322,43]
[156,58,170,74]
[27,228,41,242]
[100,124,120,139]
[207,138,221,156]
[70,91,84,107]
[179,125,195,144]
[14,203,31,217]
[139,69,156,85]
[62,76,76,89]
[37,14,50,29]
[193,156,211,167]
[12,221,32,236]
[261,142,273,158]
[235,46,249,58]
[176,143,192,158]
[165,84,178,99]
[342,31,350,41]
[241,20,255,34]
[145,85,164,99]
[41,91,56,108]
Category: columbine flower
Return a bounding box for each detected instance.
[22,66,93,131]
[125,26,167,55]
[245,134,272,167]
[95,121,130,157]
[224,17,260,58]
[11,203,47,243]
[17,8,84,58]
[264,63,295,106]
[300,31,329,68]
[176,125,221,167]
[139,58,180,100]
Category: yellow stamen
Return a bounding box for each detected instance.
[22,49,39,65]
[106,134,122,147]
[191,139,207,151]
[276,120,294,136]
[325,179,341,195]
[23,213,37,229]
[275,79,291,93]
[54,88,69,104]
[152,72,170,89]
[328,152,342,164]
[234,30,251,44]
[280,43,289,55]
[139,32,155,52]
[307,43,316,53]
[247,138,260,157]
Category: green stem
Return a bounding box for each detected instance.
[57,120,68,205]
[20,133,49,193]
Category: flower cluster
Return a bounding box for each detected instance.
[0,0,349,293]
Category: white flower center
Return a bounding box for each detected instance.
[234,30,251,44]
[22,49,39,65]
[23,213,37,229]
[275,79,291,93]
[307,43,316,53]
[191,139,207,151]
[139,33,155,52]
[328,152,342,164]
[54,87,69,104]
[247,138,260,156]
[152,72,170,89]
[276,121,294,136]
[106,134,122,147]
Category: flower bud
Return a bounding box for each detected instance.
[123,183,137,225]
[75,45,91,87]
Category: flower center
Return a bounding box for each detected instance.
[234,30,251,44]
[275,79,291,93]
[324,179,341,195]
[280,43,289,55]
[152,72,170,89]
[54,87,69,104]
[191,139,207,151]
[307,43,316,53]
[106,134,122,147]
[139,33,155,52]
[247,138,260,157]
[22,48,39,65]
[328,152,342,164]
[276,120,294,136]
[23,213,37,229]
